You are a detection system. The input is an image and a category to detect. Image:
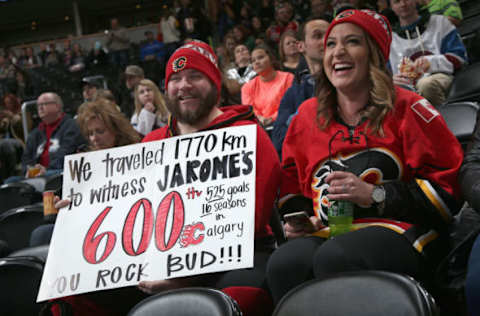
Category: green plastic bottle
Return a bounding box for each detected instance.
[328,200,354,237]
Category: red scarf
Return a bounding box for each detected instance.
[38,114,64,167]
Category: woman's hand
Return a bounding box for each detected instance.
[325,171,374,207]
[284,216,324,239]
[36,164,47,176]
[144,102,155,113]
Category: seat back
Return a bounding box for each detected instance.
[438,101,479,149]
[270,205,287,246]
[21,100,41,140]
[0,203,44,251]
[0,139,23,183]
[127,287,242,316]
[273,271,439,316]
[45,172,63,193]
[447,63,480,103]
[21,177,48,193]
[8,244,50,263]
[0,182,43,214]
[0,256,44,316]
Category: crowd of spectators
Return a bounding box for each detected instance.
[1,0,480,315]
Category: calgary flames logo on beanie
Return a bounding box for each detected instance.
[335,9,355,20]
[172,56,187,72]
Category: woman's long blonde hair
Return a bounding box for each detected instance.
[134,79,169,119]
[77,98,141,150]
[316,32,395,135]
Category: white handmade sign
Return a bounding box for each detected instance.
[37,125,257,301]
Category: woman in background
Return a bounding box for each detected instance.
[218,33,238,72]
[0,93,24,143]
[278,30,301,74]
[223,44,257,105]
[241,44,293,126]
[78,98,141,150]
[29,98,141,247]
[132,79,169,136]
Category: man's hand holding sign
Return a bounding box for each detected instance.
[38,125,257,300]
[37,40,282,316]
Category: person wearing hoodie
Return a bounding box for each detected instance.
[139,41,281,316]
[272,16,331,156]
[47,41,281,316]
[389,0,467,107]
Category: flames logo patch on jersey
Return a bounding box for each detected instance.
[311,148,403,221]
[172,56,187,72]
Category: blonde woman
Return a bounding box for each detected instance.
[30,98,141,247]
[78,98,141,150]
[132,79,169,136]
[267,10,463,304]
[278,30,300,74]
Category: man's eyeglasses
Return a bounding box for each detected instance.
[37,101,56,108]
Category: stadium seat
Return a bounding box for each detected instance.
[44,172,63,193]
[0,239,11,257]
[8,244,49,263]
[446,63,480,103]
[272,271,439,316]
[0,256,44,316]
[0,182,42,214]
[0,203,44,251]
[21,176,47,192]
[127,287,242,316]
[437,101,479,149]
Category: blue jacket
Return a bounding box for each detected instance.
[272,62,315,157]
[22,115,86,172]
[140,40,166,61]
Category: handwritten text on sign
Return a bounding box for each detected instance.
[37,125,257,301]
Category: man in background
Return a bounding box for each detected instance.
[390,0,467,107]
[106,18,130,68]
[266,2,299,45]
[119,65,144,118]
[272,17,330,156]
[21,92,85,178]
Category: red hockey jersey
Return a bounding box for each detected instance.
[280,86,463,254]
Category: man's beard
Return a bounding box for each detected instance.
[166,88,217,125]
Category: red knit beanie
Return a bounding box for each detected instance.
[324,9,392,61]
[165,40,221,101]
